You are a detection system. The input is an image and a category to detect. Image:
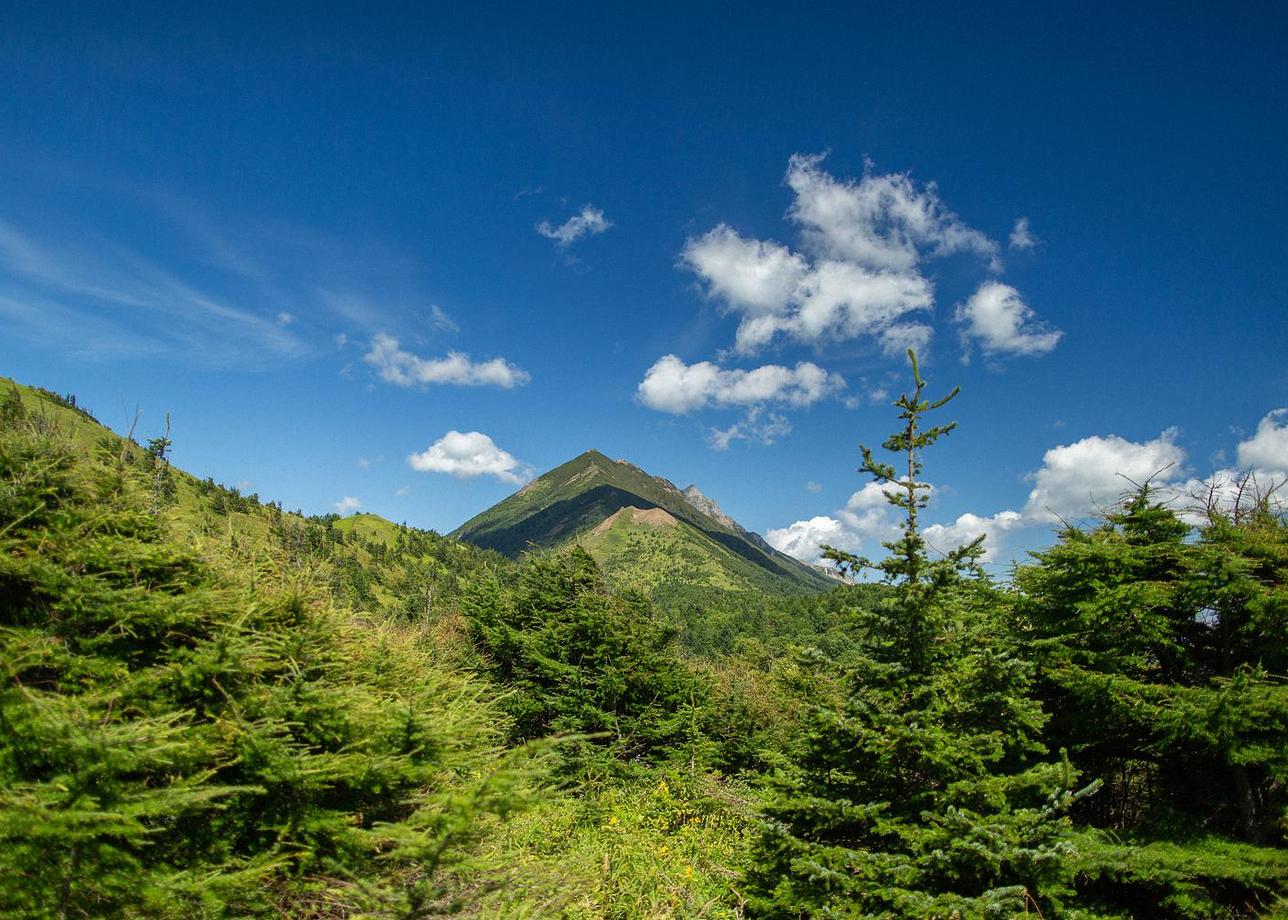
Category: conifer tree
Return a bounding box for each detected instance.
[743,350,1091,918]
[1015,485,1288,915]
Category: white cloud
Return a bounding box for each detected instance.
[682,228,934,356]
[357,456,370,469]
[708,408,792,450]
[769,482,906,565]
[407,431,530,484]
[334,332,348,347]
[878,321,934,357]
[955,281,1063,359]
[777,416,1286,568]
[536,205,613,247]
[1236,409,1288,473]
[765,515,855,566]
[395,485,411,497]
[785,260,933,352]
[681,225,807,315]
[0,218,306,367]
[1022,429,1186,523]
[806,480,823,493]
[364,333,530,389]
[923,510,1023,563]
[276,311,296,326]
[1009,217,1038,250]
[681,155,1010,357]
[335,496,362,514]
[429,304,459,333]
[637,354,844,414]
[785,153,1000,272]
[837,481,905,543]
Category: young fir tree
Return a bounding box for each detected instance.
[463,546,698,772]
[743,350,1094,919]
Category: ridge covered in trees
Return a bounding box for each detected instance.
[0,368,1285,918]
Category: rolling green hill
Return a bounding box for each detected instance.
[0,377,510,623]
[453,449,834,594]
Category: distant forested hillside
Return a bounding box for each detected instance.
[1,367,1285,919]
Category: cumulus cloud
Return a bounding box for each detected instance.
[680,225,807,315]
[1022,429,1186,523]
[785,153,1000,272]
[775,415,1288,568]
[923,510,1023,562]
[536,205,613,247]
[765,516,856,566]
[878,321,935,357]
[1009,217,1038,250]
[364,333,530,389]
[637,354,844,414]
[1236,409,1288,473]
[681,155,1011,358]
[955,281,1063,359]
[335,496,362,514]
[407,431,530,484]
[776,432,1188,566]
[837,481,908,542]
[768,481,907,566]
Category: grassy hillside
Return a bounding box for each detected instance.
[0,376,512,625]
[454,449,833,594]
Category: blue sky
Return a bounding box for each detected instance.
[3,2,1286,567]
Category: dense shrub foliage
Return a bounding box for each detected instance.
[1,374,1284,918]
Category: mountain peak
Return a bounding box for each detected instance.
[452,450,832,594]
[681,484,741,532]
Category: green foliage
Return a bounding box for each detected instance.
[1016,485,1288,913]
[463,547,699,771]
[3,376,1286,918]
[0,406,525,917]
[744,351,1091,918]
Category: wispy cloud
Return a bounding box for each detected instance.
[708,408,793,450]
[1009,216,1038,250]
[537,205,613,247]
[0,218,307,367]
[429,304,459,333]
[335,496,362,514]
[364,333,530,389]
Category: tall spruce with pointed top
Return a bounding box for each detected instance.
[823,349,982,674]
[743,350,1093,918]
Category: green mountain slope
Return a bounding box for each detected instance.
[453,449,833,594]
[0,377,510,623]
